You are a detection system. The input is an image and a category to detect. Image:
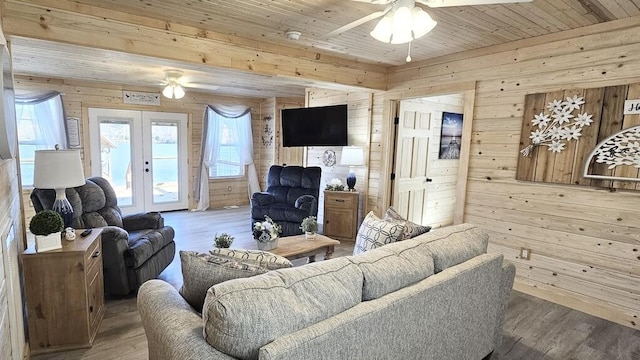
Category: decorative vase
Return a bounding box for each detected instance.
[305,232,316,240]
[35,231,62,252]
[256,237,279,251]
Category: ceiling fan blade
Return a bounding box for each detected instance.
[184,82,219,91]
[350,0,393,4]
[322,6,392,38]
[417,0,532,7]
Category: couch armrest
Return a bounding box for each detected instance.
[252,192,275,207]
[100,226,134,296]
[138,280,237,360]
[294,195,317,215]
[491,261,516,360]
[123,212,164,231]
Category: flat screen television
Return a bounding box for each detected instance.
[282,104,348,147]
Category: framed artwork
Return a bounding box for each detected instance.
[439,111,464,159]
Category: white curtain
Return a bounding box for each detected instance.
[15,92,67,149]
[194,104,260,211]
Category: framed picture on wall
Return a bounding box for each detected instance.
[439,111,464,160]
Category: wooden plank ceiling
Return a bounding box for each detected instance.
[4,0,640,97]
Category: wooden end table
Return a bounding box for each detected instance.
[269,234,340,263]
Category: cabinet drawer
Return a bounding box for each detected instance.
[85,239,102,271]
[325,194,356,208]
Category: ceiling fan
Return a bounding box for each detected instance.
[161,69,219,99]
[324,0,533,44]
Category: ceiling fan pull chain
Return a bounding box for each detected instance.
[406,41,412,62]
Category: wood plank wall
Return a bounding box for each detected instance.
[306,89,375,228]
[15,76,264,214]
[386,18,640,330]
[0,157,26,360]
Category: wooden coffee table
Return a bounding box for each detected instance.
[269,234,340,263]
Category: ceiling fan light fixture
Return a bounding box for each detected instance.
[411,7,437,39]
[162,82,185,99]
[370,14,393,43]
[370,1,437,45]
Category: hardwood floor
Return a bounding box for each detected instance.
[31,207,640,360]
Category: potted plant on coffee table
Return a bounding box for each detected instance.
[300,216,318,240]
[214,233,234,248]
[29,210,64,252]
[253,216,281,251]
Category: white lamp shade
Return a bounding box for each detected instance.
[340,146,365,166]
[33,149,85,189]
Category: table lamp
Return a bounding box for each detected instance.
[33,148,85,228]
[340,146,364,191]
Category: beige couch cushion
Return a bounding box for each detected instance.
[411,223,489,272]
[348,239,435,301]
[203,257,364,360]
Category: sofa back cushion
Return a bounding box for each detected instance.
[348,240,435,301]
[202,257,363,360]
[411,223,489,272]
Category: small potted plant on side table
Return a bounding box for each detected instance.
[300,216,318,240]
[214,233,234,248]
[29,210,64,252]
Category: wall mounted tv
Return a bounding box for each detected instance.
[282,104,348,147]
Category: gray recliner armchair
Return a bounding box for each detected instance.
[30,176,175,296]
[251,165,321,236]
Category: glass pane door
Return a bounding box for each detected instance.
[89,109,144,214]
[143,111,189,211]
[89,109,188,214]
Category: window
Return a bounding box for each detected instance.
[209,117,244,178]
[15,94,66,186]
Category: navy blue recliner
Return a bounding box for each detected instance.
[251,165,321,236]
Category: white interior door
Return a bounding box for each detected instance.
[89,108,188,214]
[391,95,464,228]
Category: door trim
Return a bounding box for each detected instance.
[379,81,476,225]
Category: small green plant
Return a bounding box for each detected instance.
[214,233,234,248]
[29,210,64,236]
[300,216,318,233]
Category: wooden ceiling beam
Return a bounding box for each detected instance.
[1,0,387,91]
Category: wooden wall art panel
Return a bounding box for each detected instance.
[516,83,640,190]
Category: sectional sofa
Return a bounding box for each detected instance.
[138,223,515,360]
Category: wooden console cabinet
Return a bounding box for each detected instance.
[323,190,359,242]
[22,229,105,355]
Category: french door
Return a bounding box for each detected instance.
[89,108,188,214]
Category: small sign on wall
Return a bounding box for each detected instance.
[123,91,160,106]
[66,117,81,148]
[624,99,640,114]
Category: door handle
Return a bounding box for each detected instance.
[426,178,433,182]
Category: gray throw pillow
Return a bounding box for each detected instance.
[179,251,268,312]
[383,206,432,239]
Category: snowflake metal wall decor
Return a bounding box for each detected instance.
[520,95,593,157]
